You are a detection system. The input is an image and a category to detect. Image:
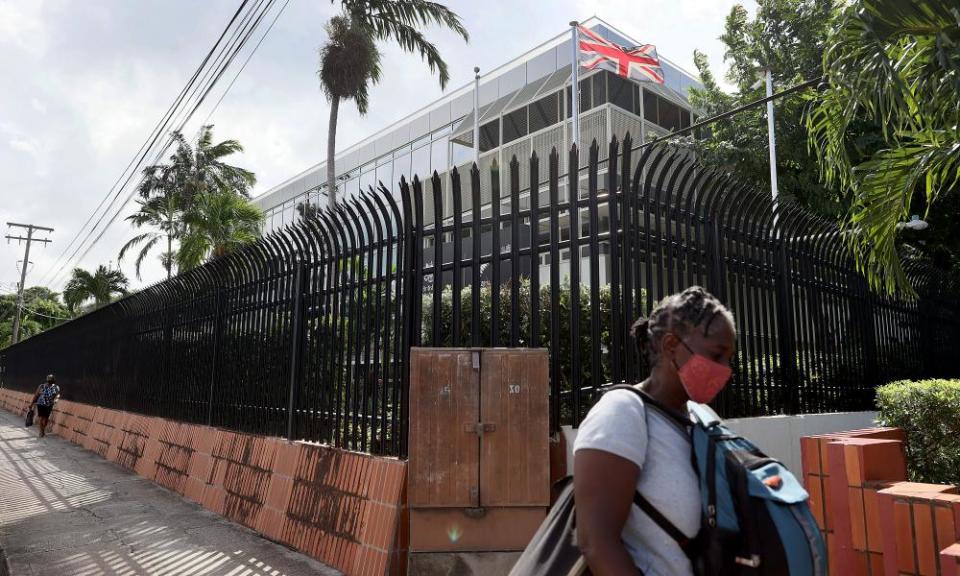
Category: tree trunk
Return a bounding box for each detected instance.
[327,95,340,211]
[166,232,172,280]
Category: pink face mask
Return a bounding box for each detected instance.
[675,340,732,404]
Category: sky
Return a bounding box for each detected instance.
[0,0,757,295]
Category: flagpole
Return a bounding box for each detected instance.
[473,66,480,166]
[569,21,580,152]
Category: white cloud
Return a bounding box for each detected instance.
[30,98,47,114]
[0,0,49,57]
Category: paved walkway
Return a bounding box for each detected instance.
[0,411,340,576]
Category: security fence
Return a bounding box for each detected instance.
[2,137,958,456]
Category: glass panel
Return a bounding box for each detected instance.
[680,109,691,129]
[376,159,393,189]
[502,107,528,144]
[580,78,593,110]
[393,152,411,187]
[359,163,376,194]
[479,120,499,152]
[591,72,607,107]
[431,137,449,174]
[451,140,473,167]
[411,143,431,181]
[608,73,632,112]
[659,98,681,131]
[643,89,658,124]
[528,93,559,133]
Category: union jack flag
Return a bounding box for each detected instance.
[578,25,664,84]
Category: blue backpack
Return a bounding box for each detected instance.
[608,385,827,576]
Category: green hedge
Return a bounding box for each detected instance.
[876,379,960,486]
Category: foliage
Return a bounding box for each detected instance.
[177,191,264,271]
[119,125,257,279]
[63,265,129,313]
[0,287,71,347]
[805,0,960,294]
[319,0,468,207]
[687,0,844,217]
[876,379,960,486]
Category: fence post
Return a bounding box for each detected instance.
[207,284,224,426]
[287,261,307,441]
[858,274,879,389]
[774,242,799,413]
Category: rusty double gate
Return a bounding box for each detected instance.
[2,137,959,457]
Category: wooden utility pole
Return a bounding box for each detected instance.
[6,222,54,343]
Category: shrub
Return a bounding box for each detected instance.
[876,379,960,486]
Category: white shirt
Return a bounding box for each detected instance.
[573,388,701,576]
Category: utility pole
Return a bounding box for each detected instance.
[6,222,54,344]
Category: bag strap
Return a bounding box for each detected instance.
[600,384,694,551]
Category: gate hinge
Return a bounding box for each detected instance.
[463,422,496,436]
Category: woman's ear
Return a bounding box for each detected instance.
[660,332,681,363]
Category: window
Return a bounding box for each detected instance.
[411,143,431,181]
[658,98,681,131]
[608,73,632,112]
[359,163,376,194]
[643,89,658,124]
[502,107,528,144]
[680,109,692,129]
[393,152,411,186]
[431,138,449,174]
[591,73,607,108]
[528,93,559,133]
[479,120,499,152]
[566,79,593,117]
[451,140,473,167]
[376,159,393,189]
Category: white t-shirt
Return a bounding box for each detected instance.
[573,388,701,576]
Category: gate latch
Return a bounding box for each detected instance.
[463,422,496,436]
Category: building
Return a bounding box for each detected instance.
[253,16,702,238]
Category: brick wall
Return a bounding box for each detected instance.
[1,388,408,576]
[801,427,960,575]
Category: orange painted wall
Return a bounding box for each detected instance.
[801,427,960,576]
[0,388,408,576]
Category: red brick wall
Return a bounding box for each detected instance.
[801,426,960,576]
[0,388,408,576]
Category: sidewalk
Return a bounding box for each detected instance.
[0,411,340,576]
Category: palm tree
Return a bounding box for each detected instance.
[177,192,264,271]
[119,194,179,280]
[63,265,129,312]
[320,1,469,208]
[805,0,960,294]
[120,125,257,278]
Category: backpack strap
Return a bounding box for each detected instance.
[600,384,694,552]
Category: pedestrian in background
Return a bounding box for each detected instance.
[30,374,60,438]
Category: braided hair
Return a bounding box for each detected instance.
[630,286,736,366]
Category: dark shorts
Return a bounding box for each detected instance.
[36,404,53,418]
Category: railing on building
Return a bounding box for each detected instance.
[2,137,958,457]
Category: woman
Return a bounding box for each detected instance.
[573,287,736,575]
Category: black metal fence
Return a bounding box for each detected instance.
[3,137,958,456]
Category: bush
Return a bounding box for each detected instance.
[876,379,960,486]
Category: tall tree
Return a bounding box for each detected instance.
[688,0,842,216]
[63,265,129,313]
[177,191,264,271]
[1,287,71,346]
[319,0,469,209]
[119,125,257,279]
[805,0,960,293]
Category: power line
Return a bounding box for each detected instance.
[39,0,271,289]
[54,0,285,289]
